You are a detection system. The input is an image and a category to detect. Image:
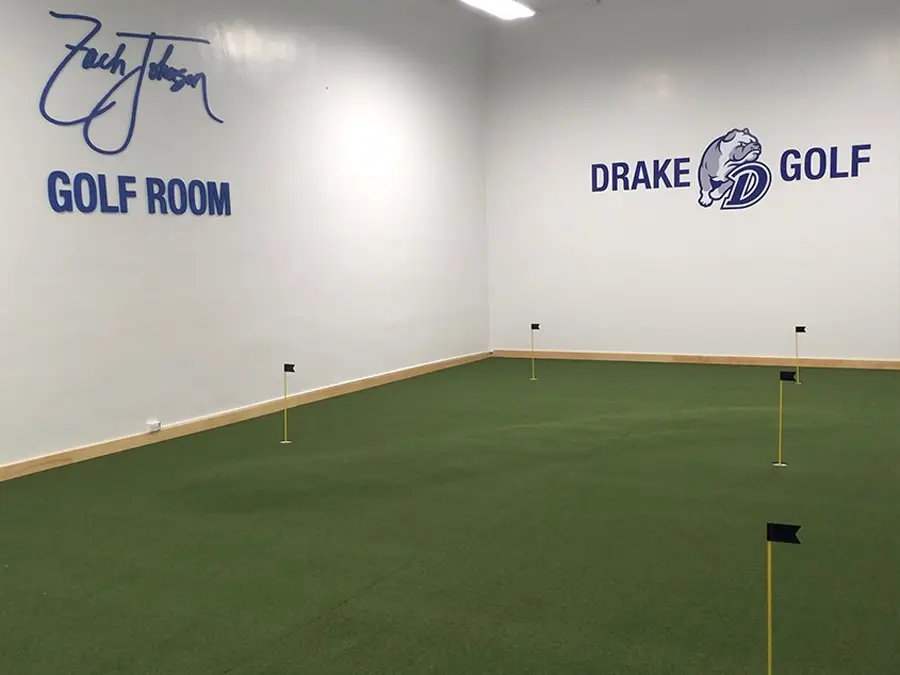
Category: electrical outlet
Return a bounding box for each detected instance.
[147,419,162,433]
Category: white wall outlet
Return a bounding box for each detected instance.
[147,419,162,433]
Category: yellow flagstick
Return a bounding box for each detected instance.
[531,331,536,380]
[282,372,290,443]
[774,371,793,466]
[777,380,784,465]
[767,539,773,675]
[281,363,294,444]
[765,523,802,675]
[794,326,806,384]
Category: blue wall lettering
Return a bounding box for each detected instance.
[673,158,690,188]
[39,11,223,156]
[147,178,168,214]
[592,158,692,193]
[168,179,188,215]
[74,173,98,212]
[98,174,120,213]
[780,149,802,182]
[48,171,72,212]
[804,147,827,181]
[592,164,609,192]
[653,159,673,188]
[188,180,208,215]
[720,163,772,210]
[631,161,649,190]
[48,171,231,216]
[851,144,871,177]
[118,176,138,213]
[612,162,630,191]
[779,145,871,182]
[829,147,849,179]
[591,131,872,211]
[206,181,231,216]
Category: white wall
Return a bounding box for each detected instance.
[487,0,900,360]
[7,0,900,467]
[0,0,488,466]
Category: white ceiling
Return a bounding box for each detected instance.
[526,0,602,10]
[440,0,603,16]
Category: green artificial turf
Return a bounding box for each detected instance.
[1,358,899,675]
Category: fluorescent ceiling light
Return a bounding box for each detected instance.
[459,0,535,21]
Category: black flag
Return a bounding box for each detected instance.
[531,323,540,330]
[780,370,797,382]
[767,522,801,544]
[284,363,295,373]
[795,326,807,334]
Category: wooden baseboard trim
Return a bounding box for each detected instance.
[5,347,894,482]
[491,349,900,370]
[0,351,491,483]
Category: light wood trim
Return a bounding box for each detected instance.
[0,352,491,483]
[5,347,896,483]
[492,349,900,370]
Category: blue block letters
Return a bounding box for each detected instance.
[49,171,231,216]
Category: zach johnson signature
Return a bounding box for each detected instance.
[39,11,224,155]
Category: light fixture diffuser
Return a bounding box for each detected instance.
[459,0,535,20]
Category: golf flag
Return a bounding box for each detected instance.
[779,370,796,382]
[767,523,801,544]
[766,522,802,675]
[531,323,540,330]
[281,364,294,444]
[795,326,806,334]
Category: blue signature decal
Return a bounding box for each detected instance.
[39,11,223,155]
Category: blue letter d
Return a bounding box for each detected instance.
[721,163,772,210]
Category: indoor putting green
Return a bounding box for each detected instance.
[2,358,898,675]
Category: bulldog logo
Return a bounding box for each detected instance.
[697,127,772,210]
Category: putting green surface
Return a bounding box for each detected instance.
[2,358,899,675]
